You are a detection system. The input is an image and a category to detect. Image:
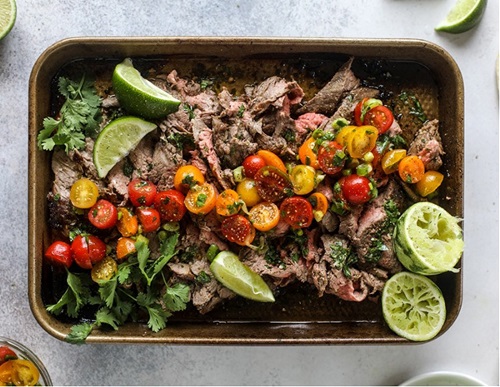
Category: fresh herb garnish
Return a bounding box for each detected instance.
[330,241,358,278]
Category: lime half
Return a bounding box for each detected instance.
[112,58,181,120]
[93,116,157,178]
[0,0,16,40]
[393,202,464,276]
[210,251,275,303]
[435,0,487,33]
[382,272,446,341]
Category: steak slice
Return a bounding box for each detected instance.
[407,119,444,171]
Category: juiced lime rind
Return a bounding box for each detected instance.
[435,0,487,33]
[210,251,275,303]
[93,116,157,178]
[0,0,16,40]
[112,58,181,120]
[382,272,446,341]
[393,202,464,276]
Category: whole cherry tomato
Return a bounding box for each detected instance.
[128,179,157,207]
[88,199,118,229]
[0,347,17,365]
[71,235,106,269]
[173,165,205,194]
[44,241,73,268]
[242,154,266,179]
[136,207,162,233]
[340,174,374,205]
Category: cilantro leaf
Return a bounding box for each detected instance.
[95,307,120,330]
[163,283,190,312]
[65,323,94,345]
[46,271,90,318]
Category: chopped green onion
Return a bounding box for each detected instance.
[233,166,245,182]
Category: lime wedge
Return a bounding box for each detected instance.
[435,0,487,33]
[382,272,446,341]
[393,202,464,276]
[210,251,275,302]
[0,0,16,40]
[112,58,181,120]
[93,116,157,178]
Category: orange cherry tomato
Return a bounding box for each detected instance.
[398,155,425,184]
[116,237,137,260]
[381,149,407,174]
[308,192,329,221]
[298,137,320,169]
[173,165,205,194]
[0,360,14,384]
[216,189,242,217]
[185,182,217,215]
[415,171,444,197]
[248,202,280,232]
[116,207,139,237]
[256,150,287,173]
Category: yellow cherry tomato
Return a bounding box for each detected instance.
[381,149,407,174]
[185,182,218,215]
[290,164,316,195]
[256,150,287,173]
[0,359,40,386]
[69,178,99,209]
[335,125,358,147]
[415,170,444,197]
[298,137,320,169]
[91,256,118,282]
[216,189,242,217]
[346,125,378,159]
[236,178,262,207]
[173,165,205,194]
[248,202,280,232]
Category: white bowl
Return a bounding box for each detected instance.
[401,371,487,386]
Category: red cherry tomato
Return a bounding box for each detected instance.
[254,166,293,202]
[220,214,256,246]
[340,174,373,205]
[317,140,346,175]
[44,241,73,268]
[279,196,314,229]
[136,207,162,233]
[363,105,394,134]
[353,98,370,126]
[128,179,157,207]
[154,190,187,222]
[88,199,118,229]
[71,235,106,269]
[242,154,267,179]
[0,347,17,365]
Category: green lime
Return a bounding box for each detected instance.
[210,251,275,303]
[393,202,464,276]
[112,58,181,120]
[0,0,16,40]
[435,0,487,33]
[93,116,157,178]
[382,272,446,341]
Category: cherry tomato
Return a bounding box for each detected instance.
[346,126,378,159]
[91,256,118,282]
[242,155,266,179]
[221,215,256,246]
[290,165,316,195]
[298,137,320,169]
[116,237,136,261]
[216,189,242,217]
[317,140,346,175]
[256,150,287,173]
[248,202,280,232]
[353,98,382,126]
[308,192,329,221]
[69,178,99,209]
[173,165,205,194]
[136,207,161,233]
[335,125,358,147]
[1,359,40,386]
[154,190,187,221]
[71,235,106,269]
[44,241,73,268]
[280,196,314,229]
[0,359,14,384]
[381,149,407,174]
[330,180,350,215]
[0,347,17,365]
[254,166,293,202]
[116,207,139,237]
[340,174,374,205]
[236,178,262,207]
[398,155,425,184]
[88,199,118,229]
[184,183,217,215]
[128,179,157,207]
[415,171,444,197]
[363,105,394,134]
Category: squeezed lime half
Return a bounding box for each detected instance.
[435,0,487,33]
[0,0,16,40]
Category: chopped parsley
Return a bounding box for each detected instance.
[330,241,358,278]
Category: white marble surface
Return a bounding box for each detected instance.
[0,0,498,385]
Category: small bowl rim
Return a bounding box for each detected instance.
[400,371,487,386]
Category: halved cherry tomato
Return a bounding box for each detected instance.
[44,240,73,268]
[0,347,17,365]
[290,164,316,195]
[128,179,157,207]
[340,174,374,205]
[254,166,293,202]
[317,140,346,175]
[298,137,320,169]
[236,178,262,207]
[173,165,205,194]
[116,207,139,237]
[88,199,118,229]
[91,256,118,282]
[256,150,287,173]
[71,235,106,269]
[381,149,407,174]
[0,359,14,384]
[308,192,329,221]
[363,105,394,134]
[280,196,314,229]
[136,207,161,233]
[415,170,444,197]
[221,215,256,246]
[398,155,425,184]
[216,189,242,217]
[248,202,280,232]
[353,98,382,126]
[116,237,136,261]
[184,183,217,215]
[154,190,187,221]
[69,178,99,209]
[3,359,40,386]
[335,125,358,147]
[242,154,266,179]
[346,125,378,159]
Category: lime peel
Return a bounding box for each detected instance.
[0,0,16,40]
[435,0,487,34]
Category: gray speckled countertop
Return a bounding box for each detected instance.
[0,0,498,385]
